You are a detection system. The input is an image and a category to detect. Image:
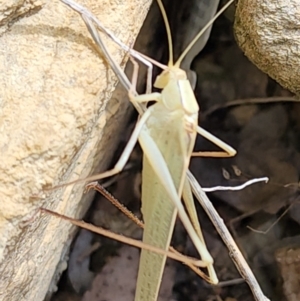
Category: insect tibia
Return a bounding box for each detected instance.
[154,66,187,89]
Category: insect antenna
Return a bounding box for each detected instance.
[175,0,235,67]
[156,0,174,66]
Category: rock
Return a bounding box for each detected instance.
[234,0,300,95]
[0,0,151,300]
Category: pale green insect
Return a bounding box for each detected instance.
[58,0,236,300]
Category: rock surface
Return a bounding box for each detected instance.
[234,0,300,95]
[0,0,150,300]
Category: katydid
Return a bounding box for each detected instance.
[48,1,272,300]
[57,0,237,299]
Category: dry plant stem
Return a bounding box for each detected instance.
[229,208,261,241]
[187,170,271,301]
[217,278,245,287]
[86,182,213,282]
[40,207,206,267]
[202,96,298,118]
[201,177,268,192]
[247,204,293,234]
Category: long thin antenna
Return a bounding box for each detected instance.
[175,0,234,67]
[156,0,173,66]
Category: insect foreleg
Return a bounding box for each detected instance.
[52,108,151,189]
